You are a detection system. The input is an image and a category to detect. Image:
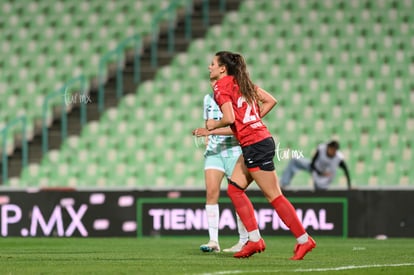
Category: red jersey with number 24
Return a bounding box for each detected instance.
[213,75,271,147]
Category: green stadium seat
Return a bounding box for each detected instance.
[1,0,174,135]
[19,163,43,186]
[7,0,412,188]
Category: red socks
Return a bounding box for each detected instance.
[271,195,306,238]
[227,184,258,231]
[227,184,306,238]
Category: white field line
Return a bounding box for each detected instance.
[193,262,414,275]
[294,262,414,272]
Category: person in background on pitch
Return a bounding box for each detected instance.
[280,140,351,190]
[206,51,316,260]
[192,79,248,253]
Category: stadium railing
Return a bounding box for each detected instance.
[1,0,232,186]
[41,75,88,154]
[150,0,228,68]
[1,116,28,183]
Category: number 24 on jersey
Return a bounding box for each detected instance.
[237,97,260,124]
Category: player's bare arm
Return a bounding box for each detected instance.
[257,88,277,118]
[192,126,233,137]
[206,102,234,130]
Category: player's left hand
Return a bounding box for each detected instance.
[192,128,209,137]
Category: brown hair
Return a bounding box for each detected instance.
[215,51,258,104]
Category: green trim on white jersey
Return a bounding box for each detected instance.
[203,93,241,157]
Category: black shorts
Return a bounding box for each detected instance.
[242,137,275,172]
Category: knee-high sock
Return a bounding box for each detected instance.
[227,184,258,232]
[271,195,306,238]
[206,204,219,242]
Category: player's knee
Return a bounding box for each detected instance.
[206,189,220,203]
[227,180,245,197]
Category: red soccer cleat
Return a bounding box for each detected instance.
[233,238,266,258]
[290,236,316,260]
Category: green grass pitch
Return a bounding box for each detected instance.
[1,237,413,274]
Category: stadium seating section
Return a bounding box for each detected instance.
[3,0,413,189]
[0,0,172,147]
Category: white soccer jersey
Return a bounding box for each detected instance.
[311,143,344,188]
[203,93,240,157]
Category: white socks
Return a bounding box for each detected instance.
[297,233,309,244]
[248,229,262,242]
[236,213,248,244]
[206,204,219,243]
[206,205,254,244]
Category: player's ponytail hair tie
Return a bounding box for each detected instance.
[229,53,238,63]
[216,51,237,75]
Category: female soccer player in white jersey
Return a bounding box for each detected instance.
[193,79,248,253]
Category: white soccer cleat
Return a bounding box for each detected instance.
[222,241,246,253]
[200,240,220,252]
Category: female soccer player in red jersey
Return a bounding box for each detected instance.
[206,51,316,260]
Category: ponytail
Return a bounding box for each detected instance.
[215,51,258,104]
